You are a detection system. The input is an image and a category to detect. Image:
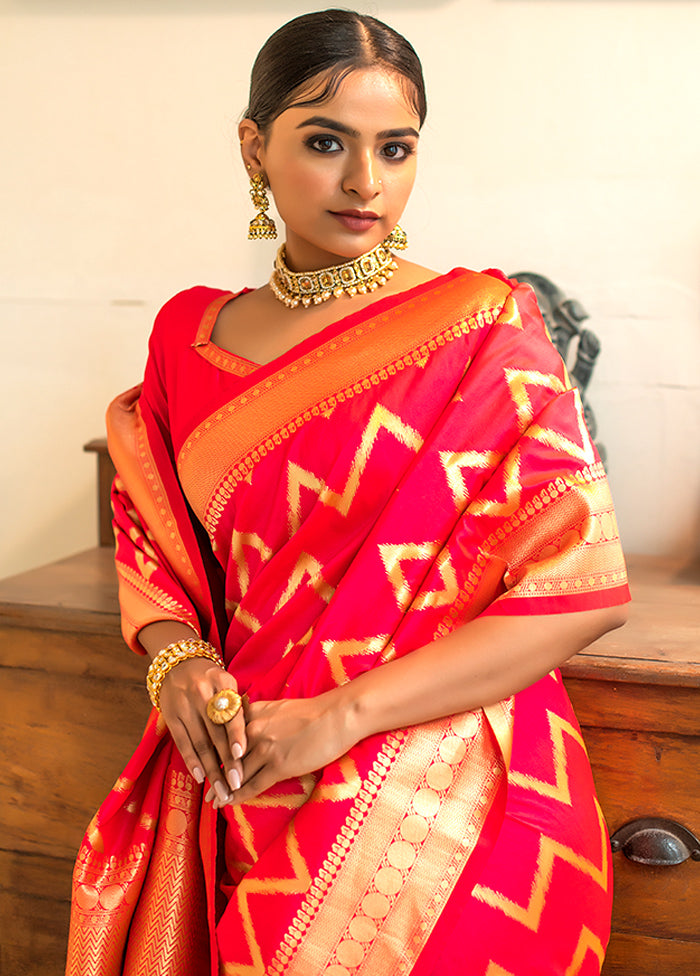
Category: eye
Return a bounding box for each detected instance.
[381,142,415,161]
[307,135,343,154]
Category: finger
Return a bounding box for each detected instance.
[167,717,212,788]
[229,764,277,806]
[187,718,235,805]
[206,708,247,794]
[222,708,248,791]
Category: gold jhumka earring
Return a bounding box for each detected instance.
[248,173,277,240]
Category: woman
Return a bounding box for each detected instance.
[66,10,629,976]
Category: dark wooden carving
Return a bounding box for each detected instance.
[511,272,606,463]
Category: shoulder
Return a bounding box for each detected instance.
[431,267,516,322]
[150,286,234,344]
[455,267,546,330]
[144,286,239,397]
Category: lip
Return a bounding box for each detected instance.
[330,210,380,232]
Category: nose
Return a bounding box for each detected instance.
[342,149,381,200]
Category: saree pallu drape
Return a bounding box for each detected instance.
[66,269,629,976]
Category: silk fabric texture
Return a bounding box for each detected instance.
[66,269,629,976]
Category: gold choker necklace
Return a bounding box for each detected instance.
[269,238,400,309]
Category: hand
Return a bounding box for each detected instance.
[206,691,354,807]
[159,657,247,806]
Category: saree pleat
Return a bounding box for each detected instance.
[66,269,628,976]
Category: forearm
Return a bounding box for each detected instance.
[339,604,627,743]
[138,620,202,660]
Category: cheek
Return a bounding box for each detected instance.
[385,168,417,210]
[269,162,330,213]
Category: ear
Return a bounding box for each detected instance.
[238,118,266,177]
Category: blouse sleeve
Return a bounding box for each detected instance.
[452,279,629,620]
[106,292,224,653]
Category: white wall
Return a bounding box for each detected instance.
[2,0,699,579]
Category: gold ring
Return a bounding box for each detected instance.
[206,689,242,725]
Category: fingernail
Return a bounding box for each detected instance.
[232,742,243,760]
[214,781,230,803]
[227,768,241,791]
[192,766,205,784]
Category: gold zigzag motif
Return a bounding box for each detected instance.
[468,447,523,519]
[245,775,317,810]
[286,404,423,533]
[509,709,586,805]
[231,805,261,866]
[287,462,326,535]
[233,605,263,635]
[230,531,273,594]
[485,964,517,976]
[503,368,566,433]
[273,551,335,614]
[527,389,597,466]
[230,775,317,869]
[312,754,362,803]
[321,635,389,685]
[473,801,609,932]
[498,293,524,331]
[504,369,596,466]
[414,550,459,611]
[67,923,128,976]
[229,822,312,976]
[439,450,501,508]
[564,925,606,976]
[378,540,439,608]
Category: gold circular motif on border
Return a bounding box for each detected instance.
[361,892,391,919]
[412,787,440,819]
[581,516,601,544]
[400,814,429,844]
[387,840,417,870]
[165,809,188,837]
[561,529,581,549]
[375,866,404,896]
[450,712,479,739]
[601,512,615,539]
[75,884,99,910]
[349,915,378,942]
[439,736,467,765]
[99,884,125,910]
[335,939,365,968]
[426,762,454,791]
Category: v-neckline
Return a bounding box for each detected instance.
[191,270,467,378]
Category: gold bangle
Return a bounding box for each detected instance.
[146,638,225,710]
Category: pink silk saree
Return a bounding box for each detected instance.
[66,269,629,976]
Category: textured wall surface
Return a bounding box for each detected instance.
[2,0,699,577]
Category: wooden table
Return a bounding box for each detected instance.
[0,550,698,974]
[562,556,700,973]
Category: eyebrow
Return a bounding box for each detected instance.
[296,115,420,140]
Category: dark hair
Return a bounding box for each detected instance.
[245,9,427,133]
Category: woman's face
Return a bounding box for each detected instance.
[251,67,420,271]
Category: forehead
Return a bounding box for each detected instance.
[281,66,420,126]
